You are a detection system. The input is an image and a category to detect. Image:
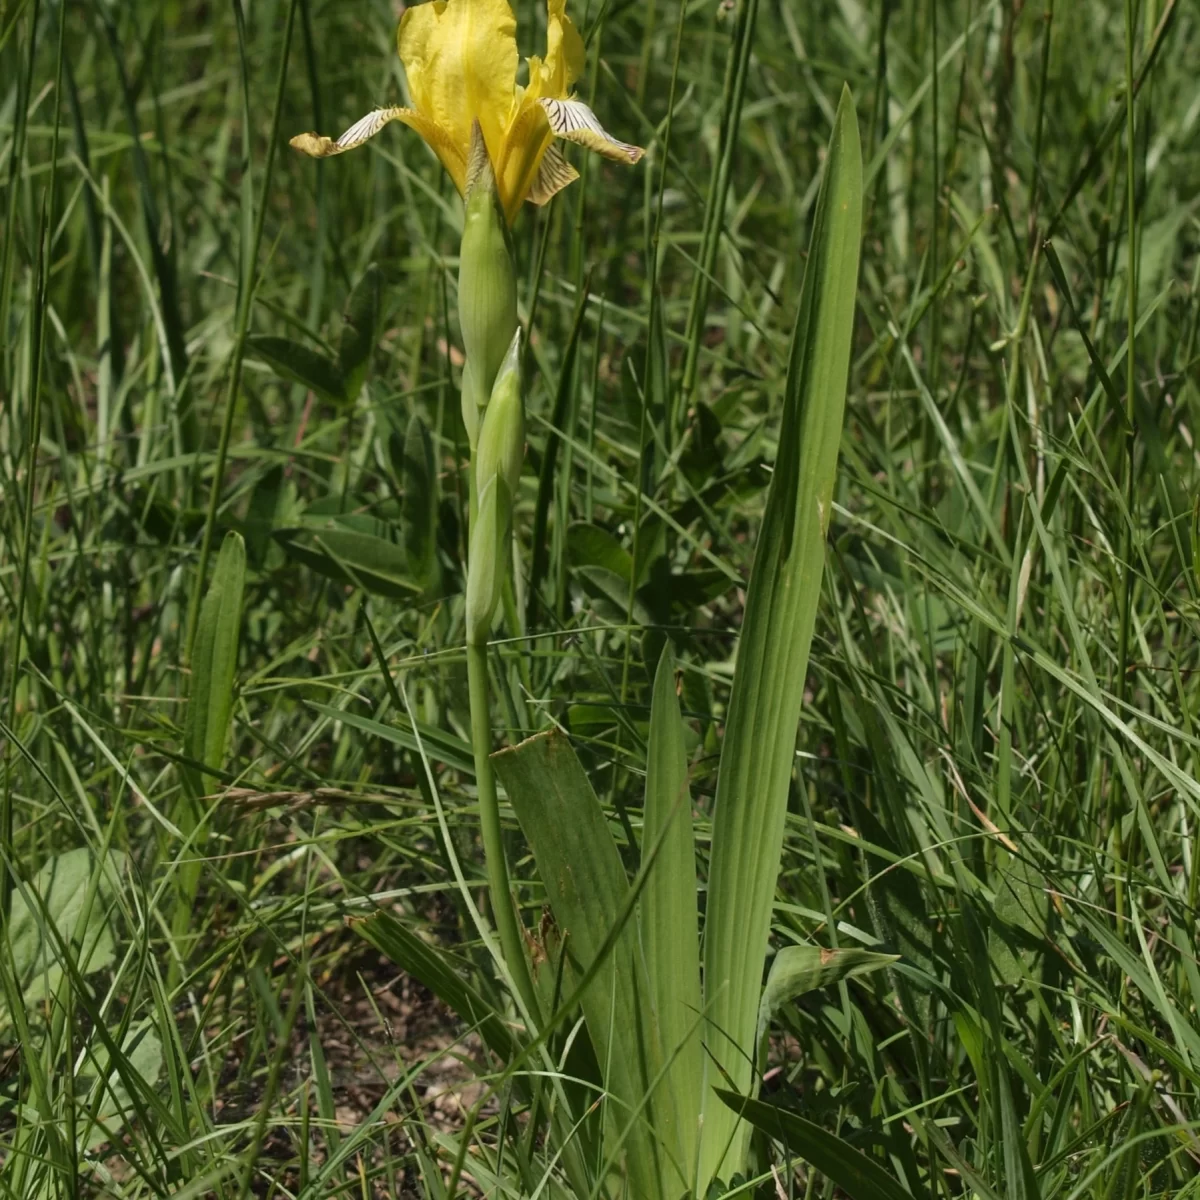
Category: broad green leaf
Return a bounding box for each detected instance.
[243,463,288,566]
[576,566,655,627]
[568,522,633,581]
[714,1091,923,1200]
[987,850,1048,986]
[701,87,862,1189]
[78,1027,163,1151]
[492,730,676,1200]
[6,848,126,1010]
[352,911,518,1062]
[757,946,898,1046]
[339,263,383,403]
[246,334,346,403]
[276,519,419,598]
[401,414,439,589]
[183,531,246,798]
[640,645,703,1181]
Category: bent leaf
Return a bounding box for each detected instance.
[352,910,518,1062]
[757,946,898,1046]
[276,518,419,598]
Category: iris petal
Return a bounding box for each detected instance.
[290,107,412,158]
[495,98,556,223]
[529,144,580,205]
[540,97,644,163]
[526,0,585,100]
[290,106,467,192]
[291,0,642,222]
[398,0,519,177]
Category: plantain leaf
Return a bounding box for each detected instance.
[700,86,863,1190]
[339,263,383,403]
[757,945,899,1046]
[7,849,126,1010]
[77,1027,163,1151]
[276,517,419,598]
[987,850,1048,986]
[640,644,703,1181]
[714,1091,924,1200]
[246,334,346,403]
[568,522,633,581]
[183,531,246,799]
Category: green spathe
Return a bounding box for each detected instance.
[459,122,518,437]
[465,474,509,645]
[474,328,524,503]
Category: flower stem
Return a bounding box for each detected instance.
[466,636,539,1019]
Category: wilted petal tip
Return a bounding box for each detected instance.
[290,132,336,158]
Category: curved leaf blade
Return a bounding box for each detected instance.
[714,1091,923,1200]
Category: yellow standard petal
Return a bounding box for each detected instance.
[397,0,519,181]
[526,0,585,101]
[489,0,588,221]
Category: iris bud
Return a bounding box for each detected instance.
[474,329,524,504]
[459,121,518,430]
[465,474,509,645]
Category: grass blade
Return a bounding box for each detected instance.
[182,531,246,801]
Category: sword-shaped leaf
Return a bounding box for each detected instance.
[700,86,863,1189]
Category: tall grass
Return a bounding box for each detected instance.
[2,0,1200,1196]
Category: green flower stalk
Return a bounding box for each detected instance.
[289,2,644,1180]
[474,329,525,505]
[456,129,538,1020]
[467,329,524,645]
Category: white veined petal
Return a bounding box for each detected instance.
[529,144,580,205]
[539,97,644,164]
[290,107,410,159]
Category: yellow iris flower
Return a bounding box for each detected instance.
[291,0,644,225]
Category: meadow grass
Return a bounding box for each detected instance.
[2,0,1200,1195]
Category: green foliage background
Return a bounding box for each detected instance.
[2,0,1200,1195]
